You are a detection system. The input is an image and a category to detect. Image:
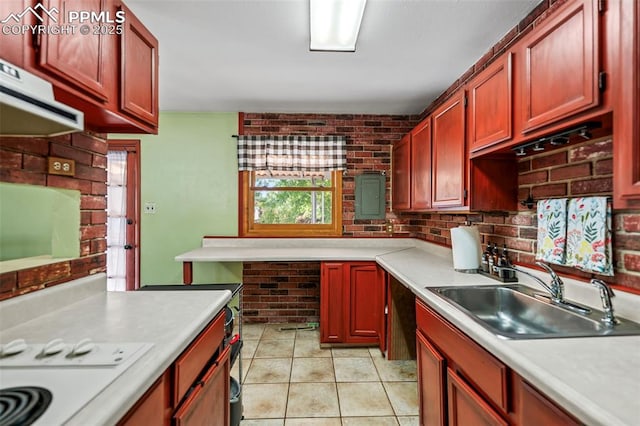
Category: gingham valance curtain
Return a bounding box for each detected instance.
[237,135,347,172]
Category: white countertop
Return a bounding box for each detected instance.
[0,274,232,426]
[377,247,640,426]
[2,238,639,425]
[177,237,640,425]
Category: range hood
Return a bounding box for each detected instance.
[0,60,84,137]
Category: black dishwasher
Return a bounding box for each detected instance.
[138,283,243,426]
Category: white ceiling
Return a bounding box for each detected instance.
[126,0,541,115]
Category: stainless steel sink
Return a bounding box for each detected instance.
[427,284,640,339]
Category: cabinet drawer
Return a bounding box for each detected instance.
[174,310,226,403]
[447,368,508,426]
[416,300,508,412]
[174,345,231,426]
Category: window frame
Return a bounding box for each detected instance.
[239,170,343,237]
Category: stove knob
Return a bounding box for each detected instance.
[41,338,65,357]
[1,338,27,356]
[70,338,95,357]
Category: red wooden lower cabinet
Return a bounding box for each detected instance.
[174,345,231,426]
[416,330,446,426]
[118,310,229,425]
[415,299,580,426]
[320,262,385,351]
[118,370,172,426]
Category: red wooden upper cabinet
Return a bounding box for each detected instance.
[410,117,432,210]
[119,2,159,126]
[519,0,600,133]
[613,0,640,209]
[38,0,110,102]
[467,53,512,153]
[431,91,466,208]
[392,133,411,211]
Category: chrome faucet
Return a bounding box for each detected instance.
[497,262,591,314]
[591,279,618,326]
[498,261,564,303]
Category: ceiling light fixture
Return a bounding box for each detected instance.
[310,0,367,52]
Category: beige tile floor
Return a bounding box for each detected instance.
[232,323,419,426]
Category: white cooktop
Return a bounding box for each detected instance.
[0,341,153,425]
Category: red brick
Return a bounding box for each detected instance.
[569,139,613,162]
[623,215,640,232]
[519,227,538,240]
[518,159,531,173]
[493,25,519,55]
[80,241,91,256]
[615,234,640,251]
[505,238,534,252]
[47,175,92,193]
[72,133,108,155]
[81,195,106,210]
[81,225,107,240]
[0,272,17,293]
[595,159,613,175]
[70,254,106,275]
[520,170,548,185]
[624,253,640,272]
[510,214,534,226]
[91,181,107,195]
[0,137,49,156]
[570,178,612,195]
[550,163,592,181]
[17,263,71,288]
[92,155,107,168]
[0,168,46,185]
[532,183,567,198]
[613,273,640,291]
[531,151,567,169]
[474,48,496,72]
[23,154,46,172]
[0,150,22,168]
[91,211,107,224]
[49,143,93,165]
[75,164,107,182]
[494,225,519,237]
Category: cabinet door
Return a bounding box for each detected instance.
[513,376,580,426]
[432,91,466,208]
[119,2,159,126]
[613,0,640,208]
[468,54,512,152]
[392,134,411,211]
[174,345,231,426]
[416,331,446,426]
[38,0,110,101]
[447,369,508,426]
[118,371,172,426]
[0,0,29,67]
[348,263,383,343]
[520,0,599,133]
[411,118,432,210]
[320,262,346,344]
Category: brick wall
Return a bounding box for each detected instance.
[0,133,107,300]
[242,113,418,235]
[242,113,416,322]
[394,134,640,291]
[242,261,320,324]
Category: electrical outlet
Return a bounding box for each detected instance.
[144,202,157,214]
[48,157,75,176]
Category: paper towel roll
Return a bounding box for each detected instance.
[451,225,481,272]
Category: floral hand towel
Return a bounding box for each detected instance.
[536,198,568,265]
[566,197,613,275]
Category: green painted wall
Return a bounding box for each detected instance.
[0,182,80,261]
[117,112,241,285]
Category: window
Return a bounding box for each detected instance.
[241,171,342,236]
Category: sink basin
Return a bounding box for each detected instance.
[427,284,640,339]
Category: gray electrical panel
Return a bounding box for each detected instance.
[355,174,386,220]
